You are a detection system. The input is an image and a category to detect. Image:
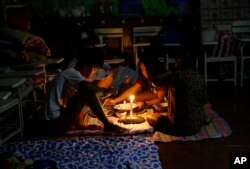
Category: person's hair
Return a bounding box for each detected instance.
[138,46,166,85]
[75,48,104,70]
[174,45,195,71]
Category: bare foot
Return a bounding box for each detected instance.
[204,103,214,115]
[104,123,127,133]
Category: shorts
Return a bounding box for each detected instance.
[74,106,104,130]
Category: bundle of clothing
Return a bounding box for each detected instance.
[0,27,51,65]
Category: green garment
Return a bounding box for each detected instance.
[0,152,33,169]
[141,0,176,16]
[31,0,94,10]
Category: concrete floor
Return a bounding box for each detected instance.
[157,81,250,169]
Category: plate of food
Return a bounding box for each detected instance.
[114,103,137,111]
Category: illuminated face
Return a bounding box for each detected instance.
[96,73,113,88]
[140,63,148,78]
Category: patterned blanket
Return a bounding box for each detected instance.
[150,111,232,142]
[0,136,162,169]
[0,112,231,168]
[65,110,232,143]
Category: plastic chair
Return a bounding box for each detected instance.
[232,20,250,87]
[203,24,238,86]
[94,28,124,52]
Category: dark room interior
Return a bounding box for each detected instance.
[0,0,250,169]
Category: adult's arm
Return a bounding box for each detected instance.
[112,82,142,104]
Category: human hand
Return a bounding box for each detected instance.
[152,104,165,112]
[104,88,118,96]
[100,88,118,102]
[104,98,117,106]
[136,101,145,108]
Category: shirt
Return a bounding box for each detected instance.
[46,68,87,120]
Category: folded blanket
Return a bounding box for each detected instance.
[0,28,51,63]
[65,105,232,143]
[0,27,33,46]
[65,115,154,136]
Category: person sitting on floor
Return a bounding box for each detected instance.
[104,46,167,108]
[146,54,208,136]
[45,48,124,133]
[94,63,138,94]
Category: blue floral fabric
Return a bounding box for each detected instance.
[0,136,162,169]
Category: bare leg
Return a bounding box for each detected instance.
[67,81,126,133]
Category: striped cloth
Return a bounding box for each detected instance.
[66,110,232,143]
[212,31,242,57]
[150,111,232,142]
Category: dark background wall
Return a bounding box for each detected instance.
[201,0,250,26]
[1,0,200,70]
